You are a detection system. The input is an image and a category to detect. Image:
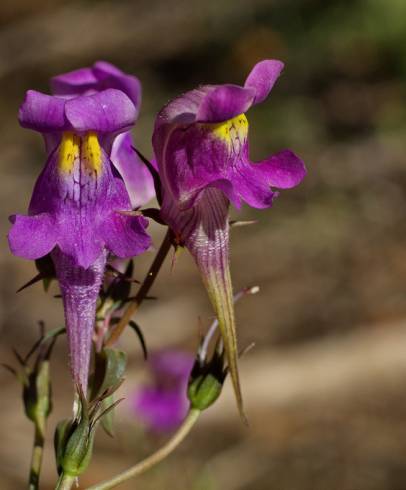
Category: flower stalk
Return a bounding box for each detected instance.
[106,229,173,347]
[87,408,201,490]
[55,474,76,490]
[29,416,46,490]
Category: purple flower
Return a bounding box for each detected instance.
[8,87,151,392]
[152,60,306,415]
[132,350,194,432]
[51,61,155,208]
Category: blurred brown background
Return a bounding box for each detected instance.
[1,0,406,488]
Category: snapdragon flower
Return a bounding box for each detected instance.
[153,60,306,415]
[8,87,151,393]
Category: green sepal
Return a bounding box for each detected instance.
[201,263,245,420]
[128,321,148,360]
[90,348,126,400]
[89,348,126,437]
[100,394,115,437]
[54,419,73,475]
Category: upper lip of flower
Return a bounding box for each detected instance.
[154,59,285,131]
[18,88,137,138]
[50,60,142,118]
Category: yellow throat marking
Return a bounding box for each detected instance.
[58,131,102,174]
[82,131,102,172]
[207,113,248,147]
[58,131,80,173]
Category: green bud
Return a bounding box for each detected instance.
[59,405,95,477]
[188,348,226,412]
[188,373,223,410]
[23,357,52,427]
[62,427,95,477]
[54,370,124,478]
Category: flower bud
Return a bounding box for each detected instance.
[54,364,125,478]
[188,372,223,410]
[4,330,56,430]
[188,345,226,411]
[60,419,95,477]
[23,355,52,428]
[55,396,95,477]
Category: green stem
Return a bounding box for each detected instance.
[87,408,201,490]
[28,420,45,490]
[55,473,76,490]
[105,229,173,347]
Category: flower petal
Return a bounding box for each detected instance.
[26,147,105,268]
[244,59,284,104]
[155,87,210,130]
[19,90,67,133]
[156,124,236,209]
[231,150,306,208]
[27,140,149,269]
[231,163,278,209]
[110,132,155,208]
[92,61,142,111]
[57,214,105,270]
[256,149,307,189]
[65,89,136,134]
[51,61,142,116]
[50,67,99,96]
[92,60,123,77]
[8,213,57,259]
[100,212,151,259]
[196,84,255,123]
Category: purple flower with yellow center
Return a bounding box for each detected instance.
[51,60,155,208]
[153,60,306,416]
[132,350,194,432]
[8,87,151,393]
